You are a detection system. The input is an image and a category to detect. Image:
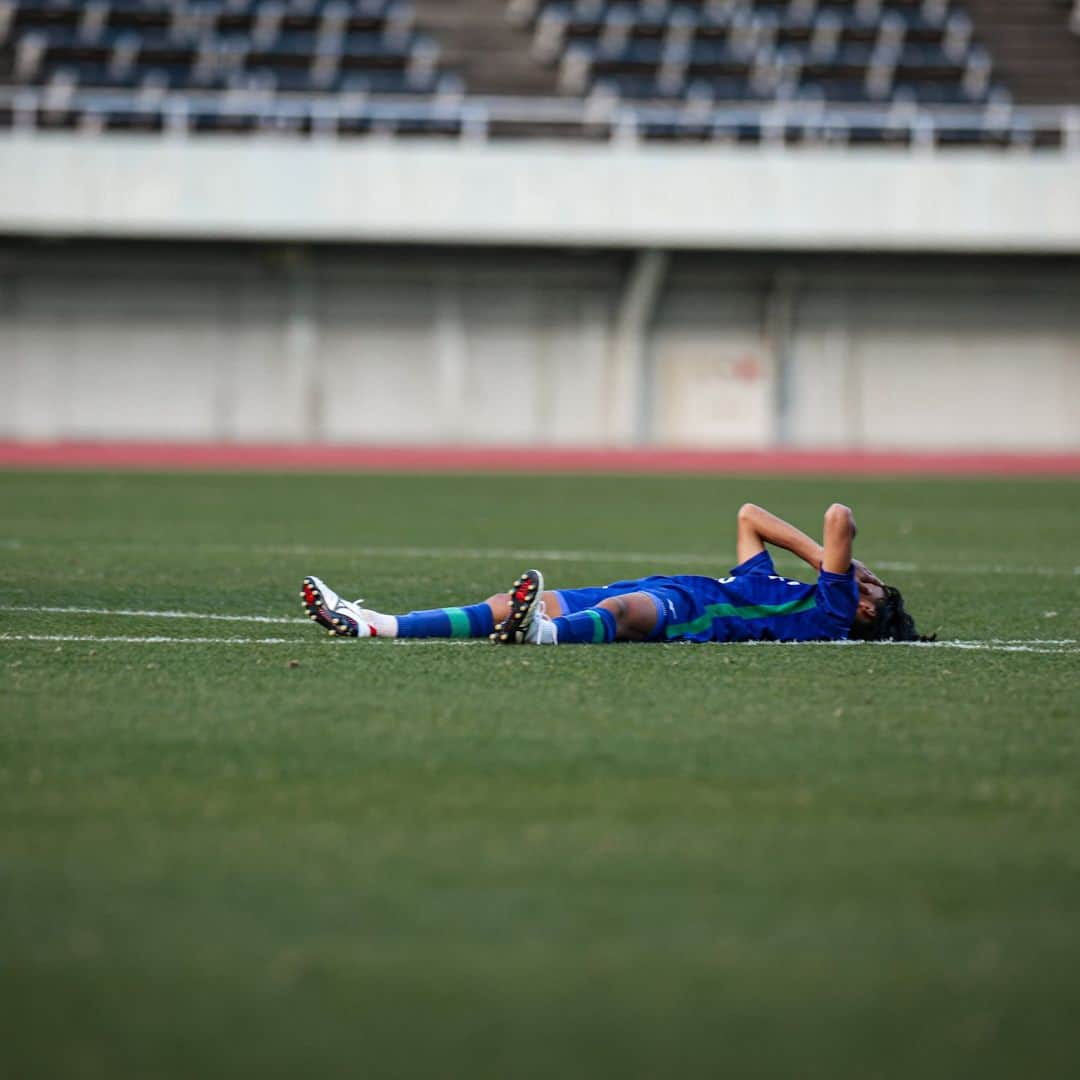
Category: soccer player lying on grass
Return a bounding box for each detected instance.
[300,502,930,646]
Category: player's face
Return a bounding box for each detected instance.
[854,581,886,625]
[861,582,886,604]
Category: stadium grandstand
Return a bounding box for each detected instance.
[0,2,1078,457]
[3,13,1080,1076]
[1,0,1079,146]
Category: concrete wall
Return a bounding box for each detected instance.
[2,133,1080,253]
[790,275,1080,449]
[2,242,1077,450]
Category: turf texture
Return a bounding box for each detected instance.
[1,471,1078,1079]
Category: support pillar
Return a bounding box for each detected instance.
[282,248,320,442]
[767,270,800,447]
[435,274,468,443]
[607,248,669,445]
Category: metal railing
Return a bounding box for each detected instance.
[2,85,1080,151]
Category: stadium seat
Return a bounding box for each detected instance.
[524,0,997,105]
[0,0,453,131]
[1,0,1077,146]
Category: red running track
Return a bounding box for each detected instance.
[1,441,1078,475]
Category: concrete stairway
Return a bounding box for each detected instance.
[411,0,561,97]
[965,0,1080,104]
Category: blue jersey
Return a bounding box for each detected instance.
[553,550,860,643]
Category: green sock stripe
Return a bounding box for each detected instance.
[585,609,607,644]
[665,595,818,639]
[445,608,473,638]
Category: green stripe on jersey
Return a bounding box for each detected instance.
[665,595,818,639]
[585,609,607,643]
[445,608,473,638]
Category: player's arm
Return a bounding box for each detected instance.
[737,503,824,569]
[821,502,855,574]
[738,502,882,584]
[820,503,883,587]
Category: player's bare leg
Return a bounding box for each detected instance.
[484,588,563,625]
[493,572,660,646]
[300,572,562,641]
[594,592,660,642]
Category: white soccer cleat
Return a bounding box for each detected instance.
[524,605,558,645]
[300,575,375,638]
[491,569,556,645]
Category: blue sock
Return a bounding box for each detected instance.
[395,603,495,639]
[552,607,617,644]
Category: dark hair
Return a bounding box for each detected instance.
[849,585,935,643]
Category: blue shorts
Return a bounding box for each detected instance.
[553,576,699,642]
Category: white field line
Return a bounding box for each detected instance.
[1,632,1076,655]
[1,605,304,625]
[1,606,1075,649]
[2,537,1078,577]
[0,633,310,645]
[715,639,1079,654]
[3,606,1076,647]
[390,639,1080,654]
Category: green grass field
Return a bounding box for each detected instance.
[2,471,1079,1079]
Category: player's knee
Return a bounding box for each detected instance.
[597,595,628,620]
[598,593,654,640]
[597,595,638,635]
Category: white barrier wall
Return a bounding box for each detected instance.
[2,243,1078,450]
[2,132,1078,450]
[2,133,1080,252]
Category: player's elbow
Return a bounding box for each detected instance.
[825,503,855,536]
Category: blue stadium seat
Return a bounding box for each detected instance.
[0,0,445,102]
[0,0,1069,146]
[525,0,998,105]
